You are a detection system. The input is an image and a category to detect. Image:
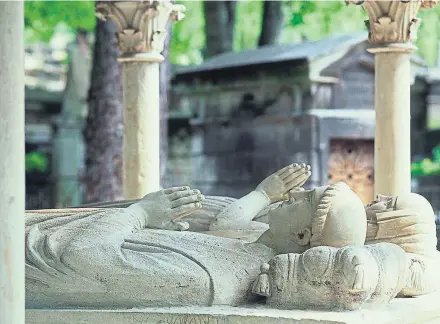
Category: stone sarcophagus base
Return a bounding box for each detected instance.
[26,291,440,324]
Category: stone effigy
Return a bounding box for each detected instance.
[20,1,440,323]
[25,163,440,311]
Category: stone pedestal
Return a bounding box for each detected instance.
[96,1,184,199]
[25,291,440,324]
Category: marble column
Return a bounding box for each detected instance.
[0,2,25,323]
[96,1,185,199]
[351,0,437,196]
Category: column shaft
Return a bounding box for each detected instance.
[96,1,185,199]
[0,2,25,323]
[374,51,412,196]
[122,61,161,198]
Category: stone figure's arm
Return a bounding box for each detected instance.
[210,164,311,230]
[46,187,206,304]
[70,188,202,242]
[61,187,204,268]
[209,190,271,230]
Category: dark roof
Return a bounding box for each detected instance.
[177,32,369,76]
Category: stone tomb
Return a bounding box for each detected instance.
[25,292,440,324]
[19,1,440,324]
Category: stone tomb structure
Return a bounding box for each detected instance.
[24,165,440,323]
[0,0,438,324]
[171,33,430,205]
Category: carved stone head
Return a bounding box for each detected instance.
[259,182,367,254]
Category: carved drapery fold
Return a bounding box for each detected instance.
[96,1,185,56]
[347,0,437,46]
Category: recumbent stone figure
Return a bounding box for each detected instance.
[25,164,440,310]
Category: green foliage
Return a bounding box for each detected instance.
[25,1,96,43]
[415,8,440,66]
[285,1,440,66]
[171,1,205,65]
[290,1,317,27]
[412,145,440,178]
[233,0,262,52]
[285,1,366,41]
[25,151,49,173]
[23,1,440,67]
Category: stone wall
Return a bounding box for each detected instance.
[169,44,430,198]
[190,114,318,197]
[162,126,193,188]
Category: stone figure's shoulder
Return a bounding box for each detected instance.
[25,208,120,229]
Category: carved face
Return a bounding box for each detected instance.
[264,187,326,254]
[365,195,396,220]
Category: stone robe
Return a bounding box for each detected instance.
[25,207,275,309]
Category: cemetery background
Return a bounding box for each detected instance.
[23,1,440,227]
[0,1,438,323]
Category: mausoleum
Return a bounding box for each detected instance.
[170,32,432,205]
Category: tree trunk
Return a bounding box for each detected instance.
[159,23,172,184]
[84,17,123,203]
[203,1,237,58]
[258,1,283,47]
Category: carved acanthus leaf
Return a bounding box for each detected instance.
[118,29,146,53]
[348,0,436,46]
[421,0,438,9]
[365,1,420,45]
[96,1,185,56]
[372,16,398,43]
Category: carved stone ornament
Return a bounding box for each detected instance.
[96,1,185,56]
[421,0,438,8]
[348,0,437,46]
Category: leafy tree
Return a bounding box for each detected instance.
[24,1,440,67]
[25,151,49,173]
[233,0,262,51]
[203,1,237,58]
[258,1,283,47]
[24,1,95,43]
[411,145,440,177]
[285,1,365,41]
[84,15,123,203]
[284,1,440,66]
[416,8,440,66]
[170,1,205,65]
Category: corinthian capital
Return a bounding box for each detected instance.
[96,1,185,59]
[348,0,437,48]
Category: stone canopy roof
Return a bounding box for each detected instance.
[175,32,428,80]
[176,33,369,76]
